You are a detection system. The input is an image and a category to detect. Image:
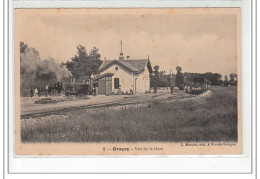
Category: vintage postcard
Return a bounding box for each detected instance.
[15,8,241,155]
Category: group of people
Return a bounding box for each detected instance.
[29,86,49,98]
[30,87,39,98]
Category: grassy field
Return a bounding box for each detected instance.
[21,86,238,143]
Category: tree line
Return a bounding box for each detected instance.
[150,65,237,89]
[21,41,237,96]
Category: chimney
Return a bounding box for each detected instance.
[119,52,124,61]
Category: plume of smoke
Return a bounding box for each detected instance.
[57,65,72,81]
[20,47,40,74]
[20,44,72,89]
[41,58,72,81]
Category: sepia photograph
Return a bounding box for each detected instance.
[14,8,241,155]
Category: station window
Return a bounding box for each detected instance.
[114,78,120,89]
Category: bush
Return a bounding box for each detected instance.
[35,98,58,104]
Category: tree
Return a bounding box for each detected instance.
[89,46,102,74]
[154,65,159,72]
[152,65,159,93]
[230,73,237,80]
[157,72,170,87]
[176,66,184,89]
[20,42,28,53]
[224,75,229,86]
[213,73,222,86]
[229,73,237,86]
[20,42,41,89]
[176,66,182,72]
[183,72,222,86]
[204,72,214,85]
[65,45,102,80]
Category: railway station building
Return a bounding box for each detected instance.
[93,43,153,95]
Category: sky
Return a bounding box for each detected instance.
[17,9,239,77]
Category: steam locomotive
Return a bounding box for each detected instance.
[37,82,91,97]
[62,83,91,96]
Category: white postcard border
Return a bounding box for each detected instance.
[8,0,252,174]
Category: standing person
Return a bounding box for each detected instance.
[45,85,49,96]
[170,85,174,95]
[86,83,89,95]
[93,86,96,96]
[154,85,157,94]
[118,85,122,95]
[130,88,133,95]
[48,85,53,95]
[34,87,38,97]
[57,82,62,94]
[30,87,34,98]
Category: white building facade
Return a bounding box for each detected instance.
[94,56,153,95]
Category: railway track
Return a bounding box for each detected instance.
[20,100,136,119]
[20,93,196,119]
